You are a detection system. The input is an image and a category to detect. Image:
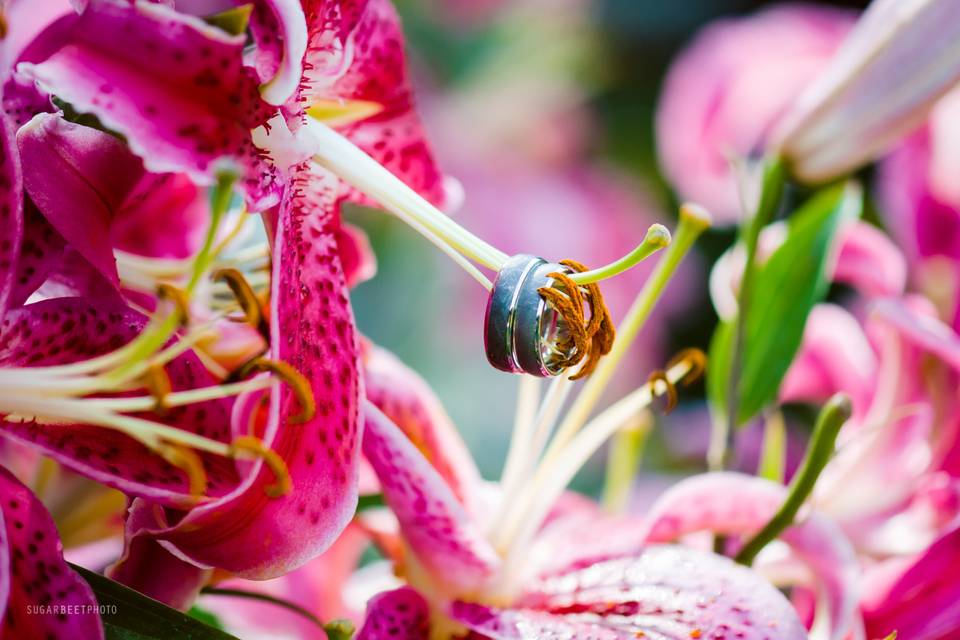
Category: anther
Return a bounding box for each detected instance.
[647,370,678,414]
[667,348,707,386]
[141,364,173,416]
[235,358,316,424]
[214,268,269,340]
[230,435,292,497]
[156,283,191,327]
[156,442,208,499]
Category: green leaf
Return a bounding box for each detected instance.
[708,181,862,427]
[69,564,240,640]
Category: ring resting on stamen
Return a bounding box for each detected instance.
[484,254,578,377]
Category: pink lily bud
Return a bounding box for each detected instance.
[776,0,960,183]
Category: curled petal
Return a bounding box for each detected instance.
[18,0,280,209]
[777,0,960,182]
[251,0,308,106]
[356,587,430,640]
[871,296,960,371]
[363,402,501,592]
[0,465,104,639]
[108,502,211,611]
[641,472,860,640]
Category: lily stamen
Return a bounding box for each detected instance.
[233,358,316,424]
[647,369,678,413]
[156,441,208,499]
[230,435,292,497]
[214,267,268,338]
[141,364,173,416]
[497,349,707,562]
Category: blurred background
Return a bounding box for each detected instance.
[349,0,871,489]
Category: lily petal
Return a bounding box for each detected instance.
[0,465,104,639]
[363,401,501,592]
[363,341,482,509]
[833,222,907,297]
[862,523,960,639]
[18,114,146,287]
[302,0,446,205]
[108,502,211,611]
[777,0,960,182]
[641,472,860,640]
[18,0,280,209]
[871,296,960,371]
[780,303,878,414]
[8,199,65,307]
[356,587,430,640]
[453,546,807,640]
[0,101,23,319]
[147,165,362,578]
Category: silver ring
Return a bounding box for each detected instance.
[484,255,576,377]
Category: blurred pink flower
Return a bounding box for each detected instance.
[656,4,854,222]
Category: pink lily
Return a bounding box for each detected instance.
[656,4,854,221]
[1,0,452,594]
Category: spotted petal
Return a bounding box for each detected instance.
[140,164,362,578]
[356,587,430,640]
[302,0,445,205]
[641,472,860,640]
[363,401,501,592]
[0,465,104,639]
[363,341,481,509]
[452,546,808,640]
[18,0,281,209]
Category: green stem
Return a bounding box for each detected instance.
[735,393,851,566]
[712,156,785,471]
